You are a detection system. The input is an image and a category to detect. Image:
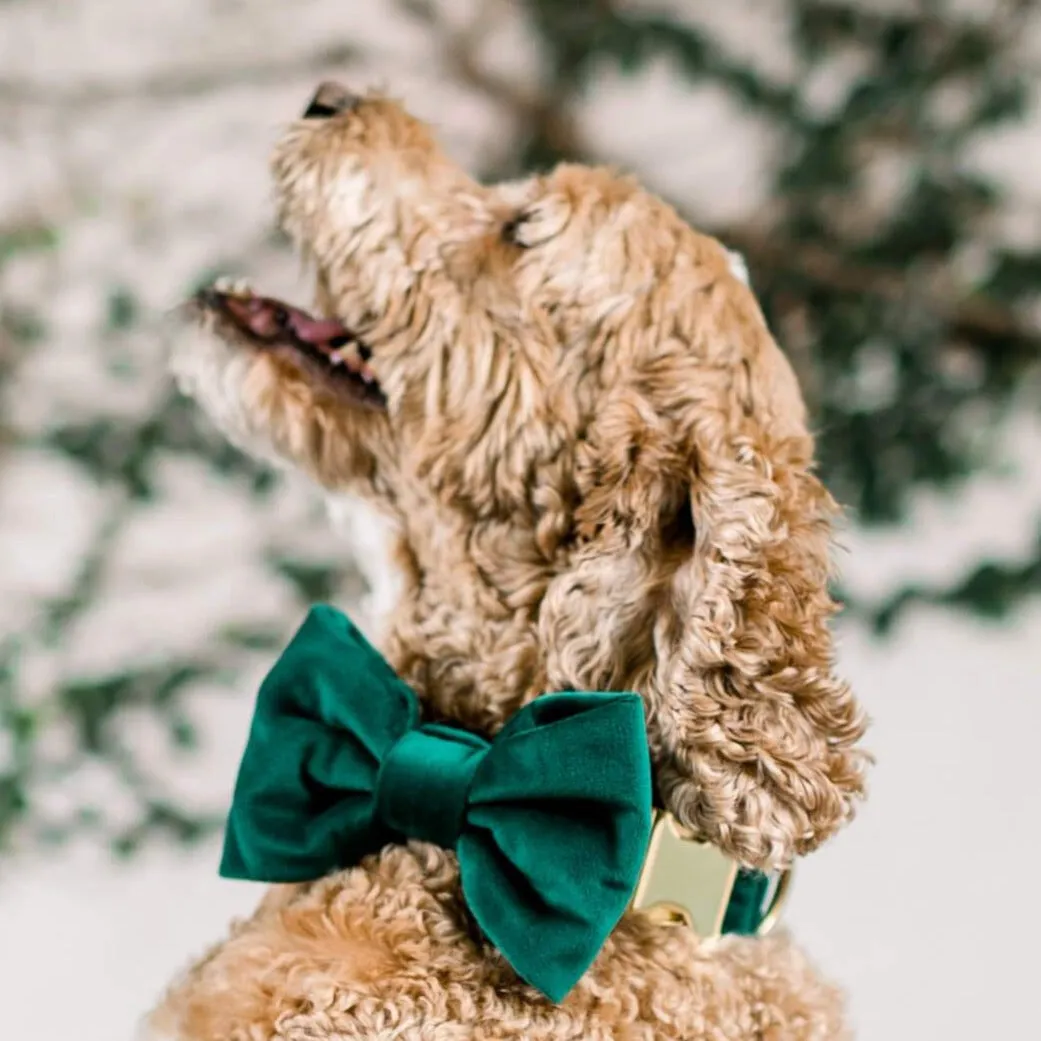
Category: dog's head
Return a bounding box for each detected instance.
[174,84,868,872]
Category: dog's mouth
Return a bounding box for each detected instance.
[195,284,387,410]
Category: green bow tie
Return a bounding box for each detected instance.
[220,604,653,1002]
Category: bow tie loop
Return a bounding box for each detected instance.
[375,725,488,848]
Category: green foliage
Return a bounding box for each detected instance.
[864,527,1041,635]
[43,391,276,501]
[0,221,56,374]
[1,305,46,345]
[272,557,348,605]
[1,0,1038,858]
[105,286,140,332]
[0,223,58,264]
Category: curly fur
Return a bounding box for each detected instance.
[156,89,869,1039]
[153,846,849,1041]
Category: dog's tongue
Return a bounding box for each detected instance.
[201,285,385,407]
[287,309,350,347]
[219,292,350,350]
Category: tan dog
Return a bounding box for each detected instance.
[155,83,869,1040]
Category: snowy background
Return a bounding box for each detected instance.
[0,2,1038,1039]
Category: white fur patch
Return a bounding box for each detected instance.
[726,249,750,287]
[324,491,402,639]
[166,321,287,470]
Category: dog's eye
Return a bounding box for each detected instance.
[501,195,570,248]
[502,213,530,247]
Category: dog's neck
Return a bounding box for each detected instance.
[325,490,552,733]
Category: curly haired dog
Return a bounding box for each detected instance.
[154,83,869,1040]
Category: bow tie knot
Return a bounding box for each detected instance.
[375,725,487,849]
[220,604,652,1003]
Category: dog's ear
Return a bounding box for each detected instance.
[540,247,868,871]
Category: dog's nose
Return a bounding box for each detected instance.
[303,81,359,119]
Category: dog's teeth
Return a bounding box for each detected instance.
[325,345,378,386]
[213,276,252,297]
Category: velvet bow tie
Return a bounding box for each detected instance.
[220,604,653,1002]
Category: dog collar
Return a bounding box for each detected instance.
[220,603,788,1004]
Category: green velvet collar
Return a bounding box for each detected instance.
[220,604,779,1003]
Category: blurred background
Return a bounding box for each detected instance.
[1,1,1038,1038]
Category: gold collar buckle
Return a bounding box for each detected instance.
[630,811,792,938]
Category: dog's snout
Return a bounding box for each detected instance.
[303,81,359,119]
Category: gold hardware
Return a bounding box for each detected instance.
[755,867,793,937]
[630,811,793,938]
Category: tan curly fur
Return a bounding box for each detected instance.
[156,88,869,1040]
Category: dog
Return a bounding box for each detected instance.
[155,82,869,1040]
